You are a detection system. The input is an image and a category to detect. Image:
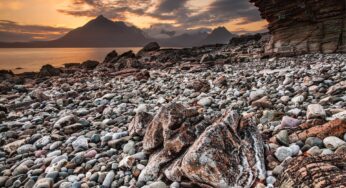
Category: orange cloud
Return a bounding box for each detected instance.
[225,18,268,34]
[0,1,24,10]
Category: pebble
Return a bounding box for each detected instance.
[12,165,29,176]
[102,171,115,188]
[323,136,346,150]
[306,146,322,156]
[288,144,300,156]
[280,116,300,128]
[305,137,324,148]
[276,130,289,146]
[266,176,277,185]
[197,97,213,107]
[148,181,168,188]
[306,104,326,120]
[34,136,51,148]
[72,136,89,151]
[321,149,334,155]
[274,146,292,162]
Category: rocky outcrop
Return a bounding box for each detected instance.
[38,64,61,77]
[103,50,118,63]
[278,154,346,187]
[138,103,266,187]
[251,0,346,55]
[81,60,99,70]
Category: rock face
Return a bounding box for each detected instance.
[251,0,346,55]
[278,154,346,187]
[139,103,266,187]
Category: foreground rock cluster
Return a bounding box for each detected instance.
[0,39,346,188]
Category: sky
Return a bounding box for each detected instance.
[0,0,268,42]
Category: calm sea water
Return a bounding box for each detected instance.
[0,48,142,74]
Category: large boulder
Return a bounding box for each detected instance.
[138,103,266,187]
[81,60,99,70]
[137,42,161,56]
[38,64,61,77]
[0,70,14,80]
[103,50,118,63]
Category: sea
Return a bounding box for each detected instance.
[0,48,142,74]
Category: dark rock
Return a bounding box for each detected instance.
[81,60,99,70]
[229,34,262,46]
[38,64,61,77]
[0,70,14,80]
[103,50,118,63]
[137,42,160,57]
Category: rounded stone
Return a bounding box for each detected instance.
[323,136,346,150]
[274,146,292,162]
[305,137,323,148]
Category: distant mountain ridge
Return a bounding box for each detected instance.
[0,16,234,48]
[200,27,235,46]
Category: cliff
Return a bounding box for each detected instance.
[251,0,346,55]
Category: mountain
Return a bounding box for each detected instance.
[54,15,148,47]
[0,16,233,48]
[157,32,209,47]
[199,27,234,45]
[0,15,148,48]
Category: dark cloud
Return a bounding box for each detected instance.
[1,0,265,42]
[58,0,150,20]
[0,20,70,42]
[179,0,262,27]
[160,29,176,37]
[155,0,188,13]
[59,0,262,28]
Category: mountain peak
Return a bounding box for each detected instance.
[200,26,234,45]
[96,15,107,20]
[212,26,230,34]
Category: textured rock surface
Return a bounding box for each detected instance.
[251,0,346,55]
[139,103,266,187]
[289,119,346,143]
[128,112,153,137]
[278,154,346,187]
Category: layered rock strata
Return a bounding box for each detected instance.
[251,0,346,55]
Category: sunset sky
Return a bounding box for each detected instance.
[0,0,268,42]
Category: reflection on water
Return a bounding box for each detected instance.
[0,48,141,74]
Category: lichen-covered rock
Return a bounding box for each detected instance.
[278,154,346,187]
